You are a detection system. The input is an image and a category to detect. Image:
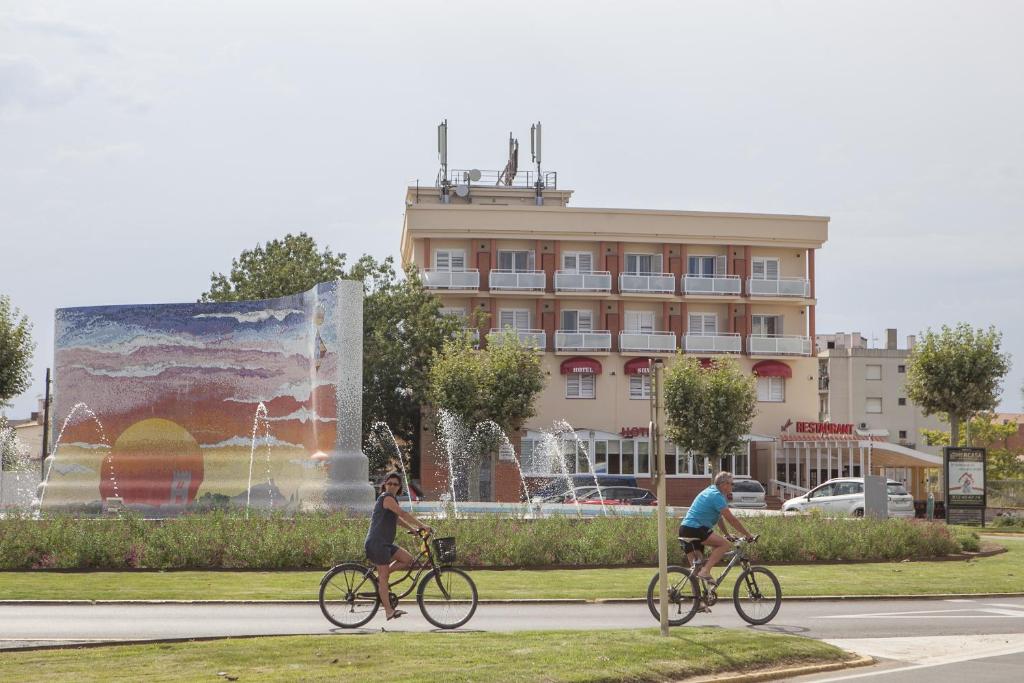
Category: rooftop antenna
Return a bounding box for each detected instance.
[499,132,519,186]
[530,121,544,205]
[437,119,451,203]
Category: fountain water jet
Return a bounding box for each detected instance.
[36,402,112,511]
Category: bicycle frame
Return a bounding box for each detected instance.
[354,533,444,602]
[689,540,753,600]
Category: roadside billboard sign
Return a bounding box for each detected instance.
[944,447,986,526]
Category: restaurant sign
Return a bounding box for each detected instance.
[795,422,855,435]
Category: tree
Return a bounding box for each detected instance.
[428,331,546,500]
[200,232,347,302]
[0,295,35,410]
[663,356,757,475]
[906,324,1010,451]
[922,412,1024,480]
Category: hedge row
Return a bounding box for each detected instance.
[0,511,974,570]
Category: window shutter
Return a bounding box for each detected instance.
[435,251,450,271]
[515,310,530,329]
[653,254,663,274]
[578,253,592,273]
[688,313,703,334]
[715,255,727,276]
[703,314,717,335]
[499,310,515,329]
[766,259,779,280]
[581,374,595,398]
[752,259,765,279]
[771,378,785,401]
[578,310,593,332]
[640,311,654,333]
[450,251,465,271]
[527,251,536,271]
[566,375,580,398]
[625,311,640,332]
[629,376,643,399]
[563,253,577,271]
[757,377,770,401]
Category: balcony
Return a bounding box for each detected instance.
[488,328,546,349]
[619,273,675,294]
[555,330,612,352]
[683,275,741,296]
[683,333,742,354]
[554,270,612,293]
[489,269,546,291]
[421,269,480,290]
[747,277,811,297]
[619,331,677,353]
[748,335,813,356]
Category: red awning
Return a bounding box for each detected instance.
[752,360,792,378]
[560,357,602,375]
[623,358,652,375]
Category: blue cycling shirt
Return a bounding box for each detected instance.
[682,484,728,529]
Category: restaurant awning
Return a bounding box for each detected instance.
[752,360,792,378]
[560,357,602,375]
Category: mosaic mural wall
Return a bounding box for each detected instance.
[46,283,346,514]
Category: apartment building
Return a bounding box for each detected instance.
[400,168,837,505]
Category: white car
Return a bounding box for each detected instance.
[781,477,915,518]
[729,477,767,509]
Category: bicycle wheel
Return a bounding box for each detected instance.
[417,567,478,629]
[646,565,700,626]
[733,566,782,625]
[319,563,380,628]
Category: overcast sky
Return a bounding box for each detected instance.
[2,0,1022,421]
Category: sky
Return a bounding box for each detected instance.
[2,0,1023,419]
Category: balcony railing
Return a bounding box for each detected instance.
[421,269,480,290]
[619,331,677,353]
[748,277,811,297]
[619,273,676,294]
[554,270,612,292]
[747,335,812,356]
[682,333,742,353]
[489,269,546,291]
[488,328,546,349]
[683,274,742,295]
[555,330,612,352]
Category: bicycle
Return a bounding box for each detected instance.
[319,529,478,630]
[646,534,782,626]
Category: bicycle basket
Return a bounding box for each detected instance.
[432,537,457,565]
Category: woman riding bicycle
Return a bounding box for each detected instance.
[365,471,431,620]
[679,471,754,586]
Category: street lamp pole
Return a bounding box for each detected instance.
[650,358,669,636]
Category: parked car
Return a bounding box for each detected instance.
[781,478,914,518]
[530,475,638,501]
[728,477,767,509]
[537,486,599,504]
[577,486,657,506]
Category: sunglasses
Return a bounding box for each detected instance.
[384,482,400,487]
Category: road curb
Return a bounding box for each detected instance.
[682,654,875,683]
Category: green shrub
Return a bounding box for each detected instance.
[0,510,977,570]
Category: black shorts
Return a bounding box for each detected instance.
[678,525,712,555]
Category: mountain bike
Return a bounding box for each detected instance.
[646,534,781,626]
[319,529,478,629]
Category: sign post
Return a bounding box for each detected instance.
[944,447,986,527]
[650,359,669,636]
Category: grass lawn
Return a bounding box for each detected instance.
[0,629,850,683]
[1,536,1020,602]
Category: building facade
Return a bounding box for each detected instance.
[401,175,838,505]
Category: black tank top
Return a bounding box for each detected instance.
[365,492,398,547]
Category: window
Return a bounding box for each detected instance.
[497,250,535,272]
[624,253,663,275]
[560,309,593,332]
[757,376,785,402]
[866,364,882,380]
[434,250,466,271]
[439,306,467,319]
[751,314,783,336]
[498,309,530,330]
[629,375,651,399]
[751,257,780,280]
[666,443,711,476]
[566,373,595,399]
[688,255,726,277]
[898,397,907,406]
[866,397,883,414]
[897,364,906,373]
[562,252,593,273]
[899,430,908,440]
[624,310,655,333]
[688,313,718,336]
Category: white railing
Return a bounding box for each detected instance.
[489,269,546,291]
[488,328,546,349]
[619,273,676,294]
[748,277,811,297]
[555,330,612,352]
[770,479,809,500]
[682,333,742,353]
[748,335,812,356]
[683,274,742,295]
[619,331,677,352]
[554,270,612,292]
[421,269,480,290]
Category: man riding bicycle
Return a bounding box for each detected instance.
[679,471,754,587]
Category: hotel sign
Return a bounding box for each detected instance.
[795,421,854,435]
[619,426,650,438]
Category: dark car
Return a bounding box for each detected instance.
[578,486,657,506]
[397,481,423,502]
[530,475,638,501]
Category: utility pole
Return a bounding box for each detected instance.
[41,368,51,480]
[651,358,669,636]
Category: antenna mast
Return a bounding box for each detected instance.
[437,119,450,203]
[530,121,543,205]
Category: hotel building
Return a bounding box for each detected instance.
[400,171,937,505]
